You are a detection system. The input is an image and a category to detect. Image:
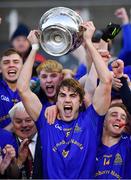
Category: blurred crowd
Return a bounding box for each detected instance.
[0,6,131,179]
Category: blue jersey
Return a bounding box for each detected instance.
[35,87,54,110]
[95,134,131,179]
[118,24,131,66]
[0,128,17,150]
[0,80,21,128]
[36,105,104,179]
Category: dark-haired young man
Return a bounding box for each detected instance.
[17,21,112,178]
[0,49,23,129]
[95,103,131,179]
[95,58,131,179]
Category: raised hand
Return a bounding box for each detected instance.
[45,105,58,125]
[114,7,129,24]
[27,30,40,45]
[16,138,30,168]
[81,21,96,42]
[112,76,123,91]
[111,59,124,78]
[0,144,16,175]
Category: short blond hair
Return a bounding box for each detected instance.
[62,69,75,78]
[36,60,63,75]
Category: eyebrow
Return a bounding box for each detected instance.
[2,59,20,62]
[14,118,22,121]
[111,112,127,118]
[14,117,31,121]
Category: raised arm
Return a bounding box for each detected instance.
[82,21,112,115]
[17,30,42,121]
[111,59,131,114]
[115,8,131,66]
[80,37,110,107]
[115,7,129,25]
[119,76,131,114]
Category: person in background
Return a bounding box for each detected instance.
[10,23,46,79]
[115,7,131,80]
[95,103,131,179]
[0,144,18,179]
[10,24,31,62]
[35,60,63,106]
[95,57,131,179]
[78,39,111,104]
[0,127,18,178]
[9,101,43,179]
[111,59,131,115]
[0,48,23,130]
[0,16,2,79]
[115,7,131,67]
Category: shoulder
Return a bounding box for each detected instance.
[0,128,12,136]
[0,80,5,89]
[0,128,16,147]
[85,104,104,117]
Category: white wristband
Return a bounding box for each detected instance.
[32,43,39,50]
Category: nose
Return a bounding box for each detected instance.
[65,95,71,102]
[21,120,27,127]
[46,75,52,82]
[116,115,122,122]
[9,61,15,67]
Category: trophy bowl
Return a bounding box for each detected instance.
[39,7,83,56]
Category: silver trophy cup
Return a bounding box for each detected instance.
[39,7,83,56]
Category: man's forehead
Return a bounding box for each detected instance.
[108,106,126,115]
[13,35,27,40]
[2,54,21,60]
[40,70,60,75]
[14,111,33,121]
[59,86,77,93]
[14,109,29,116]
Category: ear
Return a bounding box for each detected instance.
[60,73,64,81]
[79,101,82,107]
[103,118,107,128]
[0,63,2,73]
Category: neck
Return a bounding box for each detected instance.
[48,96,55,104]
[6,81,17,91]
[102,130,121,147]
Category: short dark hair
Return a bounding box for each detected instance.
[0,48,22,61]
[109,103,129,116]
[56,78,85,103]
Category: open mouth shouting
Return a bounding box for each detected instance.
[64,105,73,117]
[46,85,55,95]
[8,69,17,77]
[113,122,126,129]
